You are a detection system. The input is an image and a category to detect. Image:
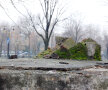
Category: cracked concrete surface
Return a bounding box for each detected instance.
[0,58,108,90]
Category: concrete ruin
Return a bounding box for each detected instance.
[85,42,96,57]
[82,38,101,60]
[0,59,108,90]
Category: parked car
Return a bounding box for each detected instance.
[18,52,29,58]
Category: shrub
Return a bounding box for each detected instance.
[69,43,88,60]
[54,43,88,60]
[36,48,53,58]
[55,45,70,59]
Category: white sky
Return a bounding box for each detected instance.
[0,0,108,33]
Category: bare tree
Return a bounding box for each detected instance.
[0,23,12,57]
[18,17,33,56]
[102,31,108,60]
[103,35,108,59]
[18,17,43,56]
[10,0,64,50]
[63,18,84,43]
[0,29,6,57]
[28,0,64,50]
[84,24,101,41]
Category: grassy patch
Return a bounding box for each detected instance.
[35,48,53,58]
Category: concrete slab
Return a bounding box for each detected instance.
[0,58,107,71]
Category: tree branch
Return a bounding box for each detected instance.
[0,3,17,25]
[37,15,45,31]
[39,0,46,18]
[48,19,58,40]
[10,0,26,17]
[28,12,45,41]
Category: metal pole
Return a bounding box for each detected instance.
[7,37,10,59]
[7,41,10,59]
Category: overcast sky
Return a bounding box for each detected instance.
[0,0,108,33]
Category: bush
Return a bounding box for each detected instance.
[35,48,53,58]
[69,43,88,60]
[55,45,70,59]
[54,43,88,60]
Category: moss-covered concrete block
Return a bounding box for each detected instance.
[82,38,101,60]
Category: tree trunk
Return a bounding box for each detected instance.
[44,29,49,50]
[7,42,10,59]
[0,42,2,57]
[44,39,49,50]
[107,46,108,59]
[28,35,31,57]
[15,46,17,55]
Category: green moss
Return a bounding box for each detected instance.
[82,38,101,61]
[55,46,70,59]
[94,44,101,61]
[69,43,88,60]
[54,41,101,61]
[55,49,70,59]
[35,48,53,58]
[54,43,88,60]
[35,38,101,61]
